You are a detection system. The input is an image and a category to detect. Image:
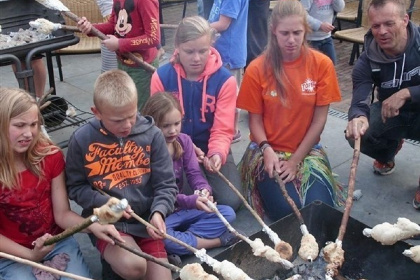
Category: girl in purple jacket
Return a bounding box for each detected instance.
[142,92,238,261]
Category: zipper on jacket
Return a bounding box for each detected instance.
[119,137,124,147]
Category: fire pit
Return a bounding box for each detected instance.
[181,201,420,280]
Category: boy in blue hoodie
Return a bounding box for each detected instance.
[65,69,177,280]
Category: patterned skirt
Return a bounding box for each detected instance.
[238,142,346,218]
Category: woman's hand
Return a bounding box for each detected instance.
[204,154,222,172]
[277,160,298,183]
[30,234,54,262]
[77,17,92,34]
[147,212,166,240]
[263,147,280,178]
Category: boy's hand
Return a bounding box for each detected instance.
[103,35,119,52]
[77,17,92,34]
[147,212,166,240]
[31,233,54,262]
[88,223,125,245]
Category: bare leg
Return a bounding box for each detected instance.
[196,237,222,250]
[31,59,47,98]
[146,259,172,280]
[103,235,147,280]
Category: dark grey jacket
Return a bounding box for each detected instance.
[66,114,177,237]
[349,21,420,120]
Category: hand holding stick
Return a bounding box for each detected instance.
[35,0,156,73]
[44,197,127,246]
[274,172,319,262]
[128,209,253,280]
[212,166,293,260]
[323,137,361,278]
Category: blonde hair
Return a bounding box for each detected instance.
[265,0,310,104]
[142,92,184,160]
[172,15,215,64]
[0,87,58,190]
[93,69,138,111]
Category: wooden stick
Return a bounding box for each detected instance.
[129,211,198,253]
[44,216,98,246]
[39,100,52,110]
[112,238,181,273]
[337,137,361,242]
[34,0,156,72]
[0,252,93,280]
[213,169,267,231]
[38,87,54,105]
[273,172,305,225]
[205,200,247,241]
[61,11,156,73]
[44,198,126,246]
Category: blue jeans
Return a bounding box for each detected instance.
[347,101,420,163]
[309,37,336,65]
[164,205,236,255]
[0,237,91,280]
[257,170,334,221]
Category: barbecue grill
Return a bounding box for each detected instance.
[0,0,93,147]
[177,201,420,280]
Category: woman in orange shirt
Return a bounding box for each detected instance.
[237,0,344,221]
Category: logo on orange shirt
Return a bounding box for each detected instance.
[301,78,316,95]
[85,141,151,190]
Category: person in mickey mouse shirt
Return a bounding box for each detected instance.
[78,0,160,111]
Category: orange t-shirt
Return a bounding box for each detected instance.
[237,49,341,153]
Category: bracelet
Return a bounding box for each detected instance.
[258,140,269,149]
[260,143,271,154]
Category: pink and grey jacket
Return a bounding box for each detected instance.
[150,47,237,164]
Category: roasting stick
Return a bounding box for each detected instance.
[322,137,361,279]
[0,252,93,280]
[30,18,79,33]
[111,238,181,273]
[44,197,127,246]
[129,210,253,280]
[91,188,219,279]
[205,200,294,270]
[35,0,156,73]
[273,172,319,262]
[30,19,179,34]
[211,166,293,260]
[112,238,223,280]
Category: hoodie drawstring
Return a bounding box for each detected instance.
[201,76,209,122]
[176,71,185,116]
[398,53,406,89]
